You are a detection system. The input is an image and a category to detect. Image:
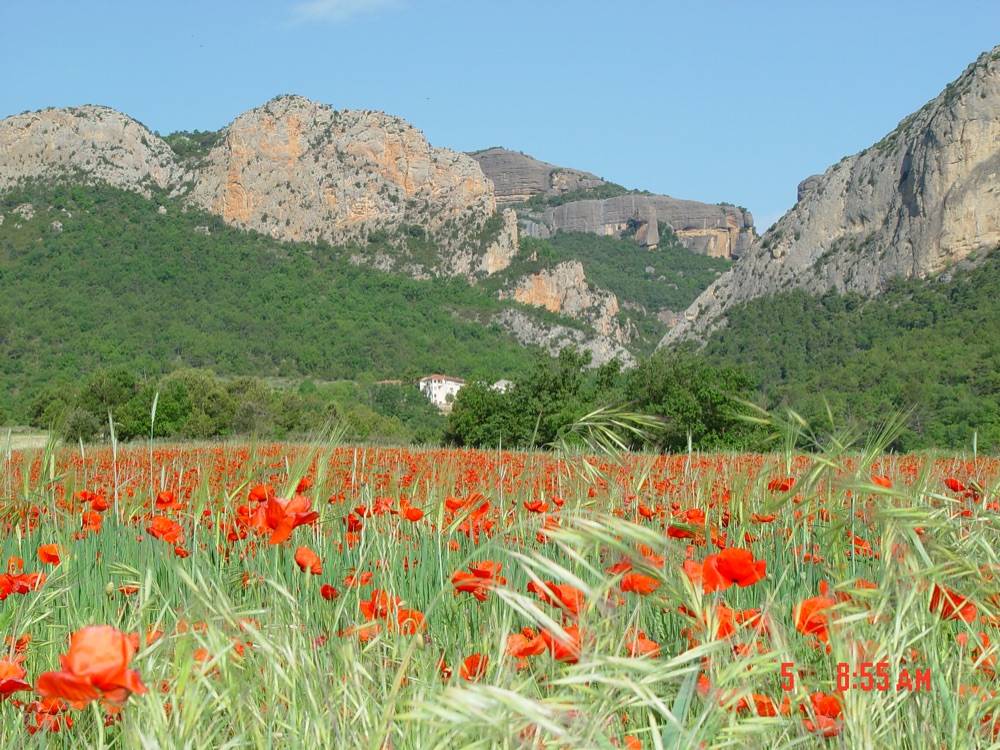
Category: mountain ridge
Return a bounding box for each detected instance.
[662,44,1000,346]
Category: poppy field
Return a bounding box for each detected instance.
[1,428,1000,748]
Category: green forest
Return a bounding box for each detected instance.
[703,251,1000,450]
[1,182,997,451]
[0,183,542,426]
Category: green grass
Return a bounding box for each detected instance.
[0,411,998,747]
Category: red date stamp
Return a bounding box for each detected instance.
[781,661,932,692]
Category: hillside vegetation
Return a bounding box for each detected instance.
[703,250,1000,450]
[0,183,542,425]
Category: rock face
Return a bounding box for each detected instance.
[493,309,635,368]
[537,195,754,258]
[0,96,504,273]
[472,146,755,258]
[501,261,632,343]
[189,95,495,250]
[662,45,1000,346]
[481,208,520,275]
[0,105,181,195]
[469,147,606,204]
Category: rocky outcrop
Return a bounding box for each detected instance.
[492,309,635,368]
[481,208,519,275]
[500,261,633,343]
[0,96,507,275]
[472,147,755,258]
[662,45,1000,347]
[0,105,181,196]
[534,194,755,258]
[189,95,495,250]
[469,147,607,204]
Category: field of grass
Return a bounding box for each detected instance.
[1,418,999,748]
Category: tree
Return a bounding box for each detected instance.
[624,349,761,451]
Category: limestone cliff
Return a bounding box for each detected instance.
[500,261,633,344]
[469,147,607,204]
[536,195,754,258]
[0,105,181,196]
[471,146,755,258]
[188,95,495,252]
[662,45,1000,346]
[493,309,635,368]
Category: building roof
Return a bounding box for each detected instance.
[419,374,466,384]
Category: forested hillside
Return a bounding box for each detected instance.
[703,250,1000,449]
[0,183,542,424]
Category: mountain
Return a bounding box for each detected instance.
[0,95,750,369]
[0,95,504,276]
[470,147,756,259]
[663,45,1000,346]
[0,182,539,424]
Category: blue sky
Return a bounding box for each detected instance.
[1,1,997,229]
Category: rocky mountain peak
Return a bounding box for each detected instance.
[469,147,608,204]
[0,104,181,195]
[662,44,1000,346]
[188,94,496,249]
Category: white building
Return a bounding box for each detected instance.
[491,379,514,393]
[418,374,466,410]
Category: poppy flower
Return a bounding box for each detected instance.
[713,547,766,587]
[402,505,424,522]
[23,697,73,735]
[625,630,660,658]
[36,626,147,709]
[801,691,842,737]
[540,625,581,663]
[258,495,319,545]
[768,477,795,492]
[37,544,61,566]
[0,659,30,699]
[294,546,322,575]
[794,583,836,647]
[945,477,966,493]
[359,589,401,621]
[154,490,178,509]
[683,547,765,593]
[620,572,661,595]
[930,584,977,622]
[248,484,275,503]
[459,653,488,681]
[527,580,586,616]
[320,584,339,600]
[147,516,184,545]
[451,561,506,602]
[394,608,426,635]
[506,628,546,663]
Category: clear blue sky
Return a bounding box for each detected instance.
[1,1,997,229]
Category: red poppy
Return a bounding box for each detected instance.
[320,584,339,600]
[257,495,319,545]
[451,561,506,602]
[540,625,581,663]
[37,544,62,566]
[36,626,147,709]
[294,546,322,575]
[527,580,586,616]
[459,653,488,681]
[794,583,836,647]
[930,584,977,622]
[620,572,660,595]
[147,516,184,545]
[0,659,31,699]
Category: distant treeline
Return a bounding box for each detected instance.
[30,368,445,445]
